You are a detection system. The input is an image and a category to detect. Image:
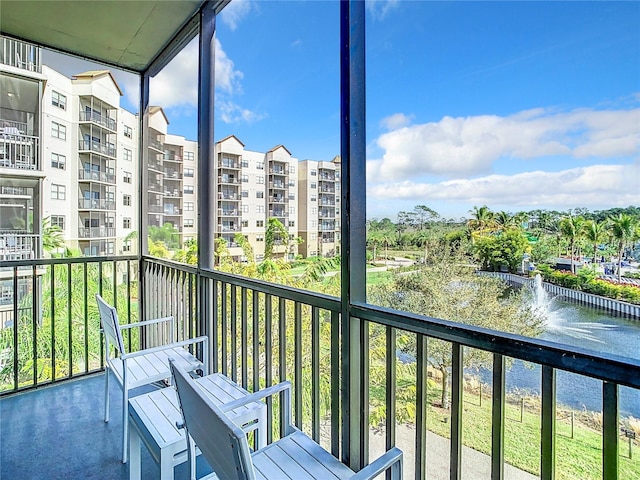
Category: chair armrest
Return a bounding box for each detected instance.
[221,381,291,412]
[121,335,209,360]
[119,316,174,330]
[351,447,403,480]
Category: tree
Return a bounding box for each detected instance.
[473,229,529,272]
[609,214,639,281]
[467,205,496,236]
[369,245,543,408]
[582,220,605,265]
[264,218,290,261]
[148,222,180,250]
[42,217,65,256]
[559,215,585,273]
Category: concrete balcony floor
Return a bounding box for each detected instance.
[0,374,214,480]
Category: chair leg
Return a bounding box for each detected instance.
[122,387,129,463]
[104,368,110,423]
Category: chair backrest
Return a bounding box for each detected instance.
[95,294,125,356]
[171,360,255,480]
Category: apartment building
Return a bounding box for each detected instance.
[215,136,299,262]
[297,156,341,258]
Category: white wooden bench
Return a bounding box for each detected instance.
[170,360,403,480]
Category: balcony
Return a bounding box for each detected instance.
[0,232,37,260]
[218,176,239,185]
[0,130,40,171]
[163,153,182,162]
[217,208,238,217]
[78,199,116,210]
[148,139,164,152]
[79,111,117,131]
[0,36,41,72]
[78,140,116,158]
[78,227,115,238]
[78,169,116,184]
[217,224,239,232]
[164,207,182,215]
[0,255,637,479]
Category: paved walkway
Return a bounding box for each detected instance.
[367,424,538,480]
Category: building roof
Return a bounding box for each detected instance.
[149,106,170,125]
[72,70,124,96]
[268,145,292,156]
[217,135,245,147]
[0,0,228,73]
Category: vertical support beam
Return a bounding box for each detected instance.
[385,326,396,455]
[541,365,556,480]
[340,0,367,469]
[415,334,427,480]
[450,343,463,480]
[138,72,149,325]
[198,2,216,372]
[602,381,619,480]
[491,354,505,480]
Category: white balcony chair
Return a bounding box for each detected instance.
[170,360,403,480]
[96,294,209,463]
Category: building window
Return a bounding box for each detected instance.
[123,218,131,229]
[256,235,264,242]
[310,169,316,176]
[256,205,264,213]
[106,242,115,255]
[241,159,249,168]
[256,191,264,199]
[185,202,194,211]
[257,176,264,184]
[184,168,194,177]
[257,162,264,170]
[256,220,264,227]
[185,151,194,161]
[289,180,295,187]
[123,171,132,183]
[123,240,132,252]
[242,190,248,198]
[51,184,66,200]
[289,206,295,214]
[124,125,133,138]
[290,166,296,174]
[289,221,295,227]
[51,91,66,110]
[311,207,317,215]
[51,121,66,140]
[123,194,131,206]
[311,220,317,228]
[311,182,317,189]
[184,185,194,194]
[185,219,194,228]
[310,233,316,240]
[311,195,316,202]
[50,215,65,230]
[51,153,66,170]
[242,205,249,213]
[241,175,249,183]
[124,148,132,162]
[241,220,249,228]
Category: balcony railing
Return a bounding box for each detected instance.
[0,232,38,260]
[0,133,40,170]
[0,256,638,479]
[148,139,164,152]
[0,36,41,72]
[79,111,117,131]
[78,199,116,210]
[217,225,239,232]
[218,176,239,184]
[78,227,116,238]
[78,140,116,158]
[163,153,182,162]
[78,169,116,184]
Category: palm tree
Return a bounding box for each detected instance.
[42,217,65,256]
[467,205,496,234]
[609,214,639,281]
[559,215,585,273]
[582,220,605,267]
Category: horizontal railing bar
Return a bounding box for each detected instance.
[351,302,640,389]
[0,255,137,268]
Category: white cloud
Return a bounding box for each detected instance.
[220,0,252,31]
[372,107,640,180]
[366,0,400,20]
[120,37,262,124]
[380,113,413,130]
[368,163,640,210]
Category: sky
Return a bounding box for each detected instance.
[43,0,640,221]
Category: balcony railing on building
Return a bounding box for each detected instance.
[218,224,239,232]
[163,170,182,179]
[78,140,116,158]
[218,192,238,200]
[269,196,288,204]
[147,204,163,214]
[0,37,41,72]
[78,169,116,184]
[218,175,239,185]
[78,111,117,131]
[0,232,38,260]
[0,130,40,171]
[217,209,238,217]
[164,207,182,215]
[78,227,116,239]
[78,199,116,210]
[163,153,182,162]
[148,139,164,152]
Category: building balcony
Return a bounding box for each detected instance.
[0,232,38,260]
[148,139,164,152]
[217,225,239,232]
[78,169,116,184]
[0,36,41,72]
[217,208,238,217]
[147,204,163,214]
[218,160,240,169]
[218,176,239,185]
[268,181,286,190]
[78,140,116,158]
[0,255,637,480]
[0,131,40,171]
[268,196,288,204]
[163,170,182,179]
[78,227,116,239]
[164,207,182,215]
[78,199,116,210]
[79,111,117,131]
[163,153,182,162]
